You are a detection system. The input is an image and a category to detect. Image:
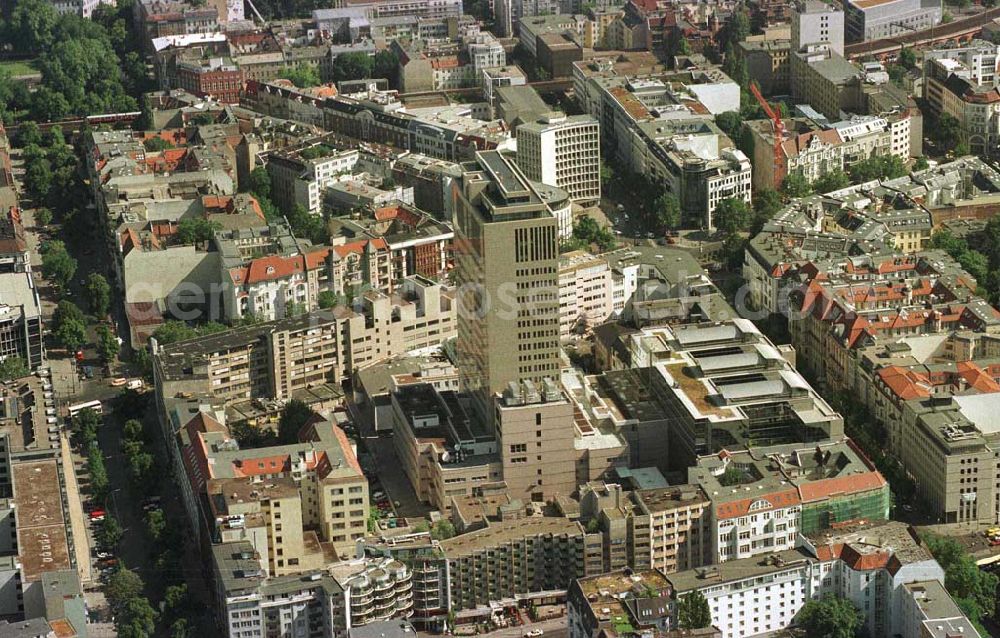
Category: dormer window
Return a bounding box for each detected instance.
[267,266,275,274]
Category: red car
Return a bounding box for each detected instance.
[88,509,106,520]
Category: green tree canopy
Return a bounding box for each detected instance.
[848,155,908,183]
[812,170,851,193]
[96,515,124,550]
[0,356,28,381]
[151,321,198,346]
[56,318,87,352]
[283,64,321,88]
[176,217,221,244]
[795,595,863,638]
[40,241,76,289]
[713,197,751,236]
[278,399,318,444]
[248,166,271,199]
[96,324,120,364]
[714,111,742,139]
[53,300,84,331]
[87,273,111,317]
[317,290,339,309]
[329,52,375,83]
[781,172,811,198]
[678,591,712,629]
[655,192,682,231]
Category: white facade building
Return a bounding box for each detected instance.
[558,251,614,338]
[516,114,601,206]
[268,149,361,215]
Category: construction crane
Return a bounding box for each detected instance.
[749,81,786,187]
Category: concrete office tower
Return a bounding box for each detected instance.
[792,0,844,55]
[516,113,601,207]
[453,151,561,427]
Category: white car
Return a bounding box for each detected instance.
[524,630,544,637]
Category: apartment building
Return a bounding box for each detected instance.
[578,482,712,575]
[574,64,750,229]
[359,534,451,624]
[441,516,600,611]
[635,486,712,574]
[741,163,994,319]
[453,151,562,425]
[267,141,361,215]
[330,558,415,627]
[330,204,453,284]
[558,251,614,339]
[923,57,1000,158]
[567,570,673,638]
[0,210,27,276]
[748,112,910,191]
[515,114,601,208]
[178,410,368,562]
[0,272,42,371]
[154,278,457,405]
[844,0,942,43]
[175,56,244,104]
[665,521,956,638]
[690,440,889,563]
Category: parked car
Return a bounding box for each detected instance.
[110,378,127,387]
[88,509,106,520]
[90,515,105,523]
[525,629,544,637]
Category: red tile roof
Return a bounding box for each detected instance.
[245,254,306,284]
[715,488,801,520]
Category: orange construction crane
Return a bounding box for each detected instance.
[749,81,786,187]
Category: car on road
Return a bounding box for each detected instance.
[524,630,544,637]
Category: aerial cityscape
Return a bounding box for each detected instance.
[3,0,1000,636]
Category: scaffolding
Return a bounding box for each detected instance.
[799,487,891,535]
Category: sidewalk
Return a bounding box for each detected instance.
[61,428,92,584]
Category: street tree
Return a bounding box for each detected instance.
[713,198,752,236]
[96,515,123,550]
[86,273,111,317]
[56,318,87,352]
[96,325,119,364]
[105,569,144,613]
[655,192,682,231]
[87,442,108,498]
[41,242,76,289]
